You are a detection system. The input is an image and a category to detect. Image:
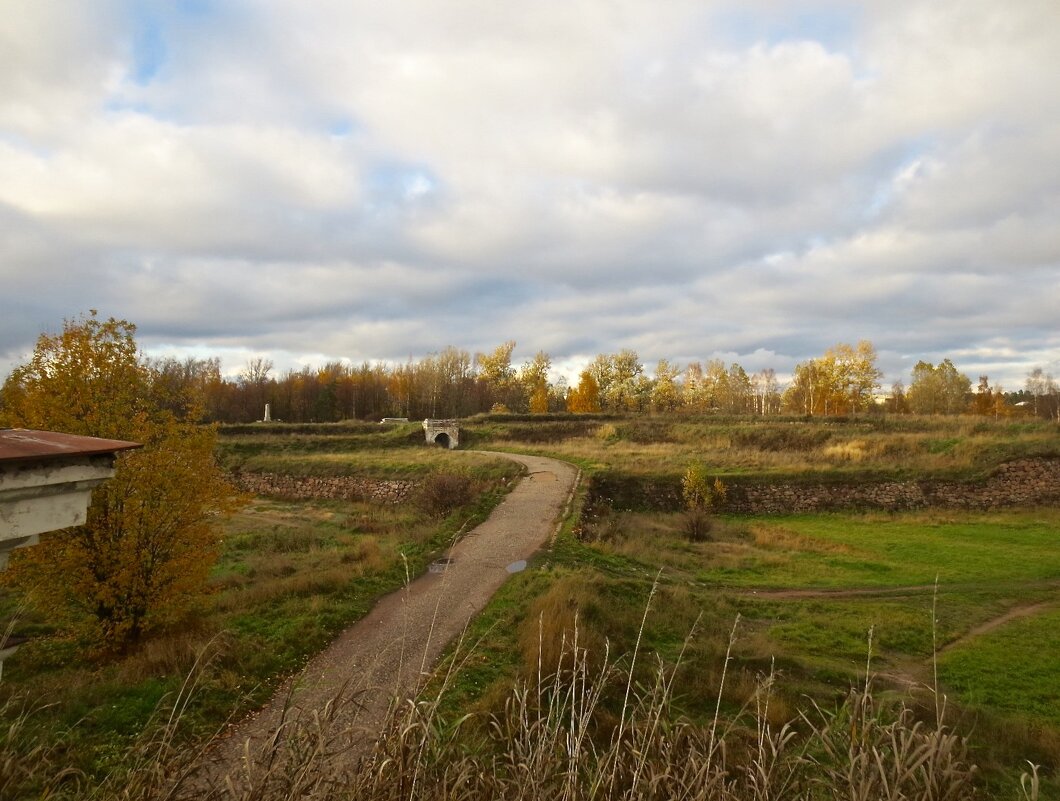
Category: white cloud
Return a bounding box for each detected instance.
[1,0,1058,390]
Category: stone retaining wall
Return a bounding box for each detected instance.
[230,472,417,505]
[587,458,1060,515]
[726,459,1060,513]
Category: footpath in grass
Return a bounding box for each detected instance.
[939,605,1060,728]
[437,498,1060,795]
[0,447,519,791]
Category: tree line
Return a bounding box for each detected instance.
[137,339,1060,424]
[0,313,1057,652]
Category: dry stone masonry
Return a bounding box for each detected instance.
[724,458,1060,513]
[587,458,1060,516]
[230,472,416,505]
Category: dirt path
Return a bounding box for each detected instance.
[736,578,1060,602]
[199,452,577,789]
[938,601,1055,655]
[737,585,936,600]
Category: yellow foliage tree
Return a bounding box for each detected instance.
[0,312,237,648]
[520,351,552,414]
[681,462,726,541]
[566,370,601,413]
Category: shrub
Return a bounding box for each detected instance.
[415,472,474,518]
[682,463,726,541]
[683,508,715,541]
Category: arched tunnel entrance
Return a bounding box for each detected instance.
[422,419,459,449]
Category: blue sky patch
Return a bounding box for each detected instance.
[130,7,166,84]
[714,4,859,51]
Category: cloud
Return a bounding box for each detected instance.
[1,0,1058,389]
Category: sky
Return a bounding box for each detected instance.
[2,0,1059,389]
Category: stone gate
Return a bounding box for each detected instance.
[423,419,460,449]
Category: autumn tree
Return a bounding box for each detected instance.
[783,341,881,415]
[418,346,474,417]
[589,350,647,412]
[238,356,273,420]
[683,362,706,412]
[972,375,994,416]
[825,341,882,413]
[651,359,682,412]
[519,351,552,414]
[702,359,729,412]
[890,381,910,414]
[0,312,237,648]
[751,368,781,415]
[906,359,971,415]
[566,370,601,413]
[726,363,753,413]
[782,359,827,415]
[476,341,518,411]
[149,356,224,421]
[1023,367,1059,419]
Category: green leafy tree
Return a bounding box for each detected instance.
[0,312,237,649]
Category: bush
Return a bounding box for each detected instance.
[415,472,474,518]
[683,508,714,541]
[682,463,726,542]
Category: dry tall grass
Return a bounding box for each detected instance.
[3,613,1036,801]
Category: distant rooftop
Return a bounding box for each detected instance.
[0,429,141,463]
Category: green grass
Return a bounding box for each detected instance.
[939,606,1060,728]
[0,452,517,789]
[699,509,1060,589]
[4,417,1059,798]
[443,492,1060,793]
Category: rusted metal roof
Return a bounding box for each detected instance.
[0,429,141,463]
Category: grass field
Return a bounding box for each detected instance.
[465,413,1060,480]
[0,438,520,793]
[1,416,1057,798]
[431,434,1060,798]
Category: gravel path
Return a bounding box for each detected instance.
[200,451,577,789]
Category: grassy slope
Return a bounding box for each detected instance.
[464,413,1060,481]
[438,415,1060,795]
[3,416,1057,797]
[0,433,521,790]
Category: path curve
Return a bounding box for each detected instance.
[938,601,1055,655]
[201,451,578,787]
